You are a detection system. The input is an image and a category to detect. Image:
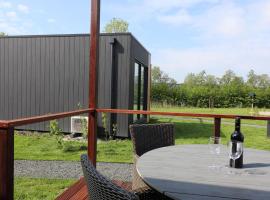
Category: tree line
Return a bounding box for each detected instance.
[151,67,270,108]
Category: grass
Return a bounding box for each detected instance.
[15,178,75,200]
[15,133,132,163]
[158,117,270,151]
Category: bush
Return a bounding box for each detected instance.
[49,120,63,148]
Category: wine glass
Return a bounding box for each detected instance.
[208,137,222,170]
[228,141,243,168]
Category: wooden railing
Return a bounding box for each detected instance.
[97,108,270,139]
[1,108,270,199]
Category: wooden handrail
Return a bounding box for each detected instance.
[0,108,94,128]
[96,108,270,121]
[1,108,269,129]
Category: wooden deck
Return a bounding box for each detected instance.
[56,178,132,200]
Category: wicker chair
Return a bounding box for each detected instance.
[81,154,168,200]
[129,123,175,190]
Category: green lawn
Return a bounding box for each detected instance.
[15,133,132,163]
[159,117,270,151]
[15,178,75,200]
[15,117,270,163]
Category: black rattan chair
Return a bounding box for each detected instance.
[81,154,168,200]
[129,123,175,190]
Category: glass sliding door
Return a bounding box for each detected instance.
[133,61,147,121]
[134,63,139,110]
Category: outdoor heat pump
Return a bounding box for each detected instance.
[71,116,88,134]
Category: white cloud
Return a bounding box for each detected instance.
[193,1,246,39]
[158,9,192,26]
[102,0,220,24]
[0,2,31,34]
[37,9,46,14]
[215,15,245,37]
[17,4,29,14]
[47,18,56,23]
[0,21,25,34]
[142,0,220,12]
[6,11,17,18]
[0,1,12,8]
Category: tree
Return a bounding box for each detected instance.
[0,32,7,36]
[184,70,218,86]
[220,70,237,85]
[184,71,219,108]
[247,70,257,88]
[103,18,129,33]
[151,68,270,108]
[257,74,270,88]
[151,66,177,104]
[183,73,196,86]
[151,66,176,84]
[247,70,270,89]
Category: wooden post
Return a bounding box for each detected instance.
[267,120,270,138]
[88,0,100,167]
[0,127,14,200]
[214,118,221,138]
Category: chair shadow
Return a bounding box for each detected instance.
[244,163,270,169]
[147,178,270,200]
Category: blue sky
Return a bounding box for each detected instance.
[1,0,270,82]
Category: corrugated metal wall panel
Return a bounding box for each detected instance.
[0,33,150,137]
[0,39,4,118]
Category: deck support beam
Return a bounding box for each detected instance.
[214,118,221,138]
[88,0,100,167]
[0,127,14,200]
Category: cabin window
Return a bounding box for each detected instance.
[134,62,147,121]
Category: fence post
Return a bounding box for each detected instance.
[267,120,270,138]
[0,127,14,200]
[214,118,221,138]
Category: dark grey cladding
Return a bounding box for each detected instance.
[0,33,150,137]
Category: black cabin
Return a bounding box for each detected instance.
[0,33,151,137]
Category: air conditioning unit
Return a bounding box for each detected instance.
[71,116,88,133]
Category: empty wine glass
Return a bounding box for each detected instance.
[228,141,243,168]
[208,137,222,170]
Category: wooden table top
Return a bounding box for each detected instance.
[136,145,270,200]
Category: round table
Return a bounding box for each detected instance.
[136,145,270,200]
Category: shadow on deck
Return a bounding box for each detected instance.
[56,178,132,200]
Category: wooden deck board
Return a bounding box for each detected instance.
[56,178,132,200]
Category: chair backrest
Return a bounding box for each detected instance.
[129,123,175,157]
[81,154,138,200]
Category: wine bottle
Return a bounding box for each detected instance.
[230,117,244,168]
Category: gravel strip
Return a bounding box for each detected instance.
[15,160,133,181]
